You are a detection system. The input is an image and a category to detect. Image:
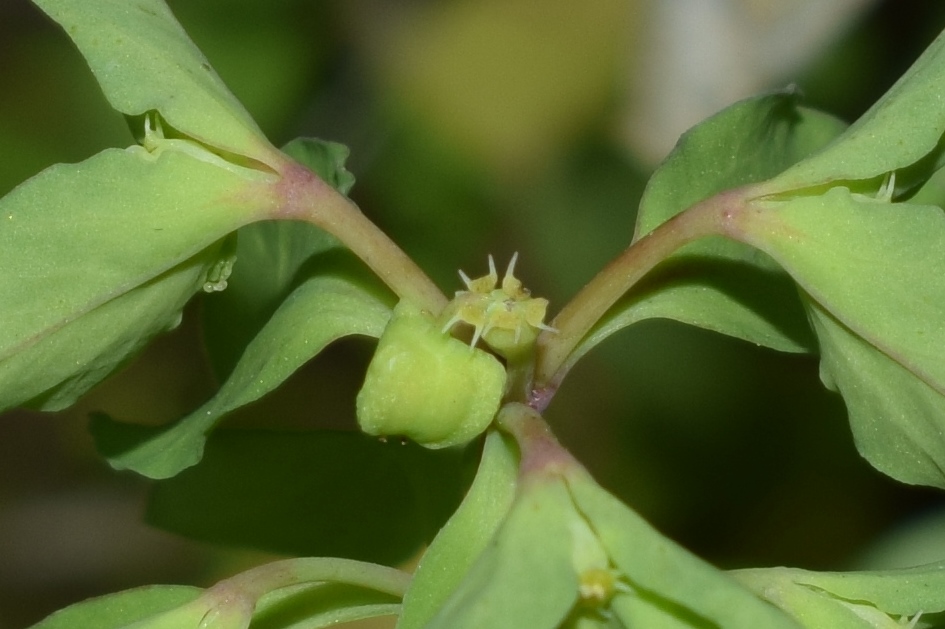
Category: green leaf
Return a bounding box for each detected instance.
[734,578,895,629]
[733,564,945,628]
[567,91,843,369]
[0,147,270,413]
[31,560,408,629]
[566,469,802,629]
[27,585,201,629]
[568,258,815,375]
[146,429,466,565]
[610,593,714,629]
[779,563,945,616]
[559,613,625,629]
[424,477,581,629]
[419,441,798,628]
[253,583,401,629]
[4,245,225,413]
[765,28,945,196]
[633,92,845,241]
[32,0,277,166]
[807,303,945,489]
[92,252,392,479]
[909,162,945,208]
[397,430,519,629]
[734,187,945,487]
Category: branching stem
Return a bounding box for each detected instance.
[533,185,757,396]
[497,402,581,479]
[270,159,448,315]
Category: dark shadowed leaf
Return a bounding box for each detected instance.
[147,429,467,565]
[202,220,339,379]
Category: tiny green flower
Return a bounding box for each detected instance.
[440,253,555,360]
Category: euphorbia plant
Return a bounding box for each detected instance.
[6,1,945,627]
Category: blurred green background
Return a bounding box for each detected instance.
[3,0,945,627]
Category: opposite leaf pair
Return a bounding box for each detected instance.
[398,406,945,629]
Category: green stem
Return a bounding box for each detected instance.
[533,186,755,394]
[504,352,536,405]
[218,556,413,601]
[496,403,581,479]
[271,159,448,315]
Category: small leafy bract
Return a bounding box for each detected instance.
[281,137,356,197]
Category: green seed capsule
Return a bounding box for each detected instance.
[356,302,507,449]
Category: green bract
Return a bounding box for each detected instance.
[357,302,507,449]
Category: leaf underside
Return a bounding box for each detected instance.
[146,429,467,565]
